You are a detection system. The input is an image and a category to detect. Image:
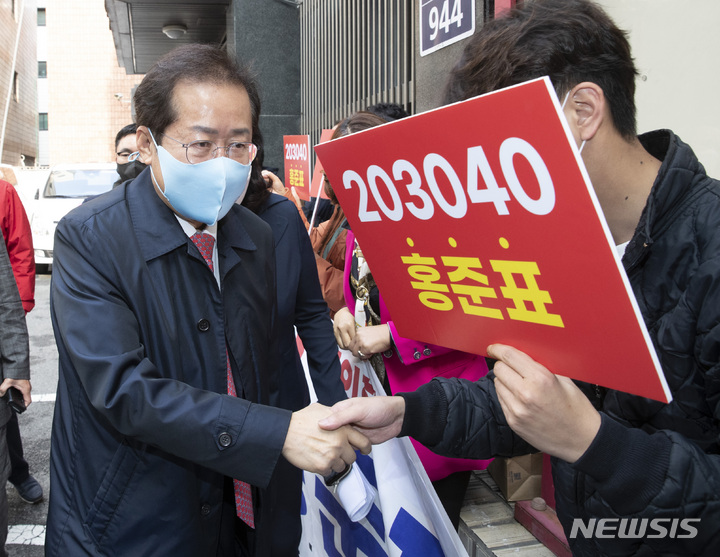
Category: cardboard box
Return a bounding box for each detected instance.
[487,453,543,501]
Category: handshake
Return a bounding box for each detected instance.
[281,397,406,476]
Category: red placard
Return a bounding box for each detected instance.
[310,129,335,200]
[315,77,671,403]
[283,135,311,201]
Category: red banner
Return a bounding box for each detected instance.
[310,129,335,200]
[283,135,312,201]
[315,77,670,403]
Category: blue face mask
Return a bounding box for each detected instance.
[149,130,251,226]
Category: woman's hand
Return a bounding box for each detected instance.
[333,306,356,350]
[262,169,287,195]
[349,325,391,360]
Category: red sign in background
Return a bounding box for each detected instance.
[315,77,670,403]
[283,135,312,201]
[309,129,335,200]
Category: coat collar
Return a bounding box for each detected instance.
[125,170,257,268]
[623,130,705,271]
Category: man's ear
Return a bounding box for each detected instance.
[565,82,606,142]
[135,126,155,165]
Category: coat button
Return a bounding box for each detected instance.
[413,349,421,360]
[197,319,210,332]
[200,504,211,516]
[423,347,432,356]
[218,432,232,447]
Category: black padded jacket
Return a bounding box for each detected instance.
[400,130,720,556]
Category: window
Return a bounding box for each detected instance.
[37,8,46,26]
[39,113,48,131]
[38,61,47,78]
[12,72,19,102]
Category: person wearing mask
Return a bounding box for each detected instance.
[113,123,147,187]
[46,44,369,557]
[301,104,409,229]
[280,113,387,317]
[320,1,720,554]
[331,111,491,530]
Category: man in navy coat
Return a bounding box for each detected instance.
[46,44,368,557]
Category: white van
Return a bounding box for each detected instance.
[30,163,118,271]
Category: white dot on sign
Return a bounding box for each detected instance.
[448,238,457,248]
[499,238,510,249]
[406,238,414,247]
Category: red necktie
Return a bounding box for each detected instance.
[191,232,255,528]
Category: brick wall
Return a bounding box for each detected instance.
[45,0,143,165]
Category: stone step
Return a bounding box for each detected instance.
[458,470,558,557]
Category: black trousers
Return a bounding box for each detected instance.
[6,412,29,486]
[234,516,255,557]
[432,470,472,530]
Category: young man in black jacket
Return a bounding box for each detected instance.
[320,1,720,555]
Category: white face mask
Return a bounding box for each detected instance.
[562,91,586,154]
[149,130,251,226]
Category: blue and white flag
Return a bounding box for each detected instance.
[298,346,468,556]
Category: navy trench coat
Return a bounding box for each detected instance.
[46,170,292,556]
[258,193,346,412]
[256,194,347,555]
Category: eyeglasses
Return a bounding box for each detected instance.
[159,133,258,165]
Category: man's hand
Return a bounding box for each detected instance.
[319,396,405,445]
[333,306,356,350]
[0,378,31,408]
[489,344,601,463]
[349,324,391,360]
[282,403,371,476]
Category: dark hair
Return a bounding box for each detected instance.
[134,43,262,148]
[240,126,271,213]
[443,0,638,139]
[366,102,410,122]
[115,123,138,150]
[325,111,388,202]
[332,111,387,140]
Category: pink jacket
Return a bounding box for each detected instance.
[344,231,491,481]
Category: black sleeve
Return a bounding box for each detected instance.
[398,374,535,459]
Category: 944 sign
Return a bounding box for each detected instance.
[420,0,475,56]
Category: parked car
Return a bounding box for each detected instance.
[12,167,52,209]
[30,163,118,271]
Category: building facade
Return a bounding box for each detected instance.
[0,0,38,166]
[105,0,720,178]
[43,0,143,165]
[104,0,512,174]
